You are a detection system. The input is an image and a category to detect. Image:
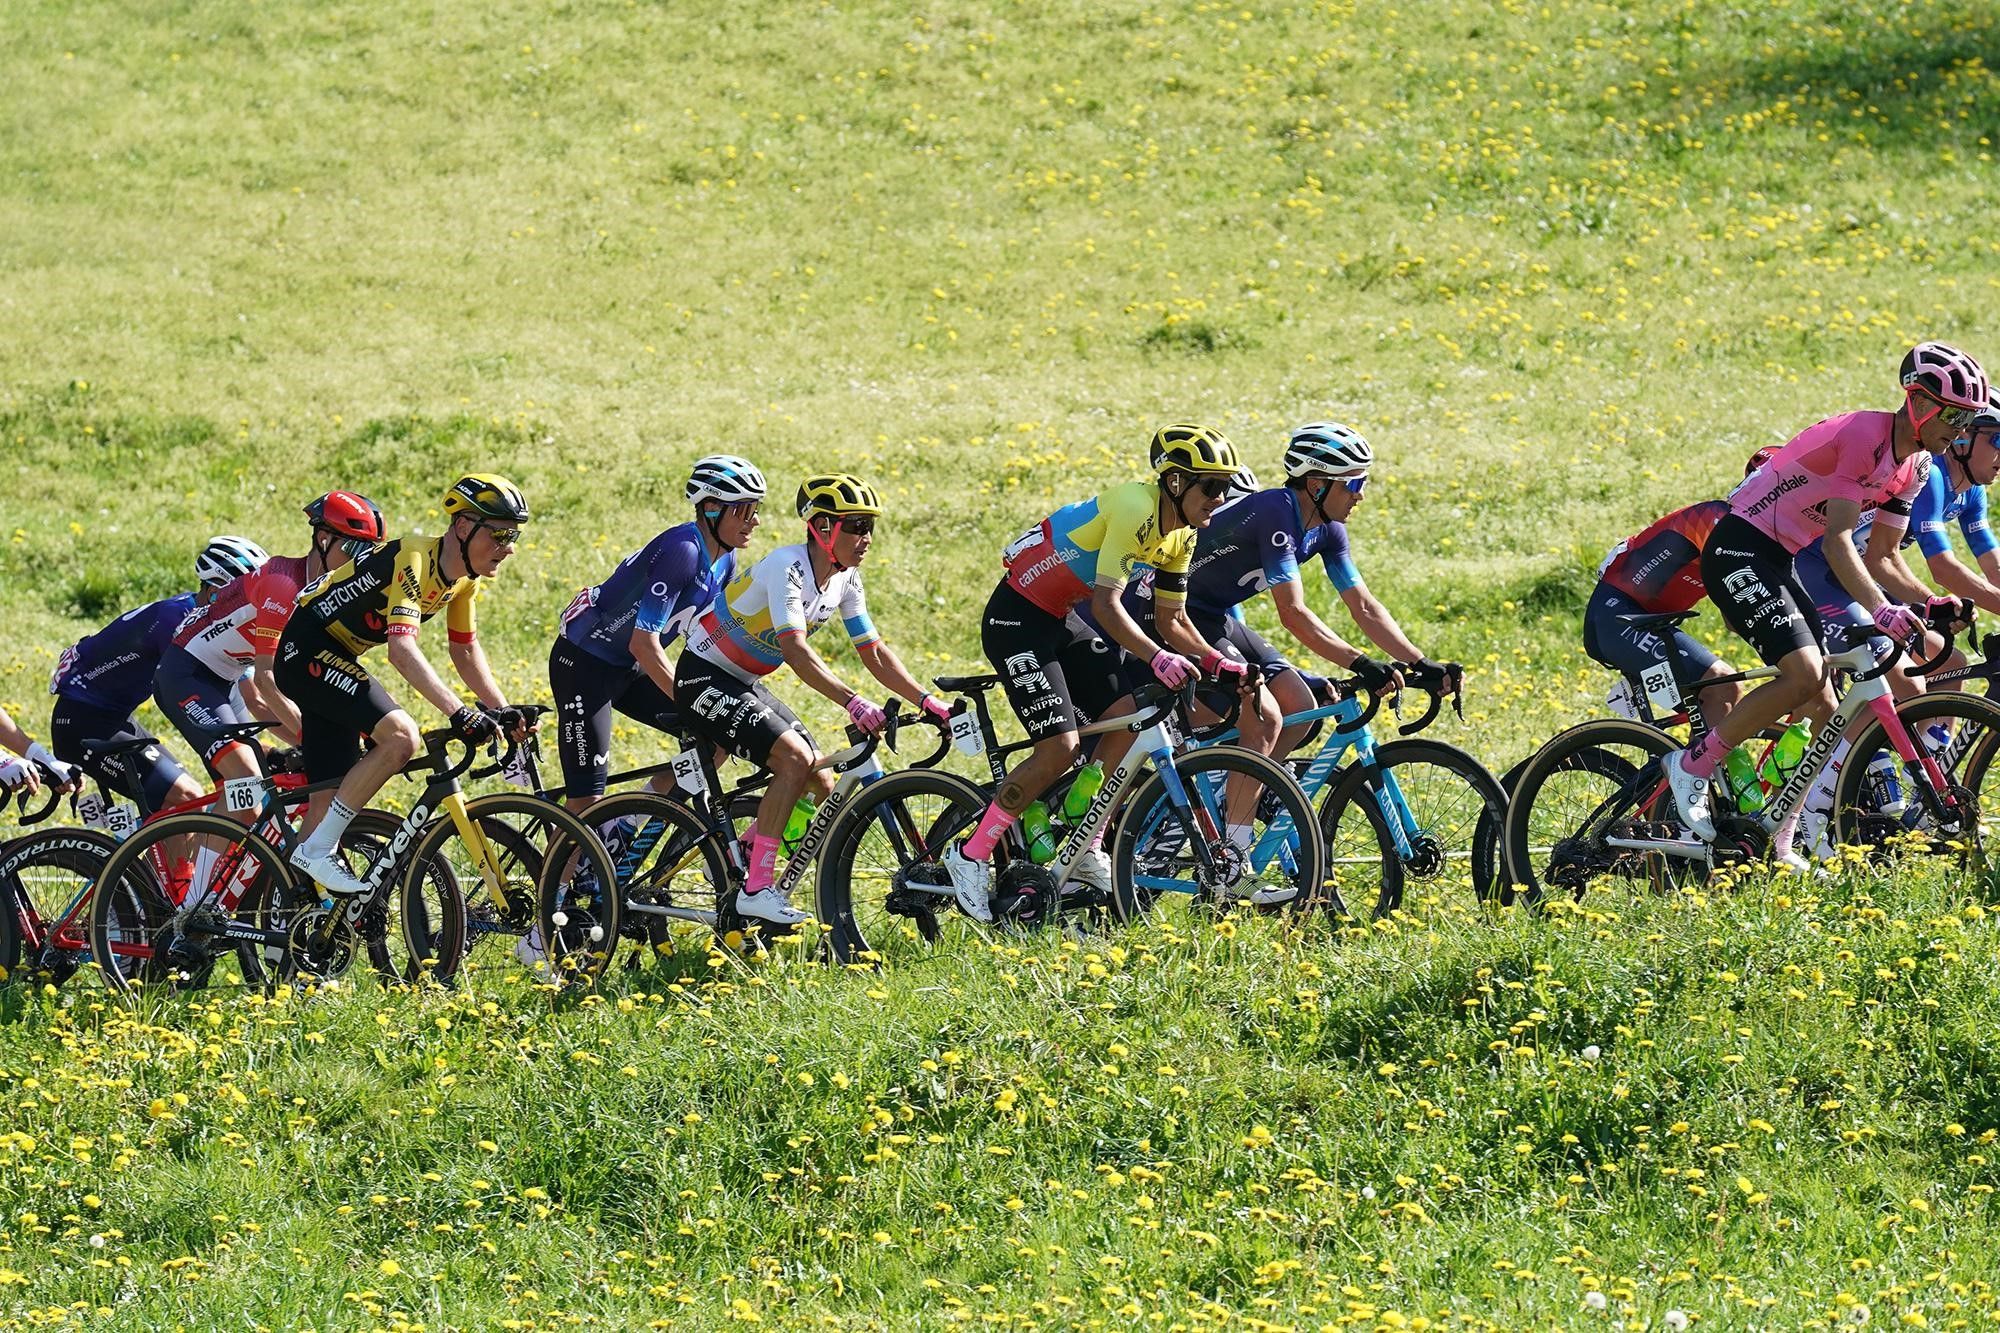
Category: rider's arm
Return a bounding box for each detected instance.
[1927,484,2000,614]
[854,640,930,706]
[1823,498,1889,612]
[235,668,299,745]
[779,633,862,707]
[448,637,509,711]
[1088,581,1166,659]
[1859,512,1934,607]
[628,629,677,699]
[0,706,30,757]
[1925,550,2000,616]
[386,634,470,717]
[1318,525,1426,661]
[249,656,304,744]
[1268,579,1368,667]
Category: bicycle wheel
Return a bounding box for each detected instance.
[579,790,732,965]
[397,794,616,985]
[1501,719,1678,903]
[1830,690,2000,866]
[1320,739,1508,914]
[322,809,461,985]
[441,815,545,959]
[815,767,991,964]
[1306,764,1403,920]
[0,827,118,988]
[1110,744,1324,922]
[88,812,298,997]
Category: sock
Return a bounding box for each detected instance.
[745,833,781,894]
[1682,730,1729,779]
[1087,823,1107,854]
[1226,822,1255,852]
[192,846,220,899]
[962,803,1016,861]
[299,798,358,859]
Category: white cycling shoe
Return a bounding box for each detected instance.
[1064,847,1113,898]
[515,925,547,967]
[735,885,811,927]
[289,846,371,899]
[940,842,994,923]
[1662,749,1716,841]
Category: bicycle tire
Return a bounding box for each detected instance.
[1110,744,1323,922]
[1501,719,1673,902]
[1830,690,2000,866]
[403,793,618,985]
[1321,738,1507,912]
[0,827,118,988]
[578,789,733,964]
[814,767,991,964]
[88,811,299,998]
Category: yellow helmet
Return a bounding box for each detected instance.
[795,474,882,520]
[442,474,531,523]
[1149,423,1241,476]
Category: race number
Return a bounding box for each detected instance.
[669,751,707,795]
[1639,661,1681,714]
[223,775,267,814]
[103,803,139,838]
[77,791,107,827]
[949,709,984,756]
[500,743,536,789]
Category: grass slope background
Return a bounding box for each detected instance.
[4,0,2000,1326]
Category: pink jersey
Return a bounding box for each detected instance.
[170,556,309,676]
[1726,411,1929,554]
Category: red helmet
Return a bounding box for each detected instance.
[304,491,385,541]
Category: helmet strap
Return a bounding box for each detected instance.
[807,516,847,572]
[1302,477,1337,525]
[697,501,727,554]
[453,518,479,580]
[1904,391,1942,452]
[1161,472,1196,531]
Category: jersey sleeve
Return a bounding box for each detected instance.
[446,579,480,644]
[1093,484,1153,593]
[633,533,705,637]
[841,572,881,648]
[244,568,301,658]
[385,545,431,639]
[1316,522,1362,593]
[1911,466,1954,558]
[1963,485,1998,559]
[1261,511,1304,591]
[1148,528,1199,608]
[767,552,812,641]
[1870,459,1927,534]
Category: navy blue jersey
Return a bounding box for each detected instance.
[559,523,733,667]
[1124,488,1361,619]
[51,592,199,714]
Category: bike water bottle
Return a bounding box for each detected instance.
[780,795,818,859]
[1722,745,1764,814]
[1021,801,1057,864]
[1062,761,1105,822]
[1863,752,1906,817]
[1757,721,1810,789]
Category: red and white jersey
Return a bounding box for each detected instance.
[171,556,310,676]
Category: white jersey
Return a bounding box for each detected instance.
[686,543,880,681]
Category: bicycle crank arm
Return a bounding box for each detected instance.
[1604,835,1712,862]
[621,901,717,927]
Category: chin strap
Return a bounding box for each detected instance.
[1305,478,1337,524]
[1161,474,1197,530]
[454,522,479,579]
[697,502,727,550]
[807,517,848,571]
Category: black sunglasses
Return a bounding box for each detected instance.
[839,517,876,537]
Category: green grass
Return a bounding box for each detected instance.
[4,0,2000,1324]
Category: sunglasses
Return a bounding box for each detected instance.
[481,525,521,547]
[1341,475,1368,495]
[839,518,876,537]
[1942,404,1980,431]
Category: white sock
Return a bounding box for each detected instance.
[192,845,220,897]
[300,798,358,859]
[1227,822,1255,851]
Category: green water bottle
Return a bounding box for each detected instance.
[780,794,818,859]
[1062,761,1106,822]
[1756,721,1810,790]
[1721,745,1764,814]
[1021,801,1057,864]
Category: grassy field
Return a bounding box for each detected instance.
[4,0,2000,1325]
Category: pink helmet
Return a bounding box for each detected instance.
[1900,341,1990,410]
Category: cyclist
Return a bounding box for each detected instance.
[1666,342,1990,869]
[1792,396,2000,694]
[1581,449,1780,727]
[941,424,1255,916]
[551,455,765,811]
[154,496,385,806]
[675,474,950,927]
[279,475,533,896]
[45,539,263,815]
[1,706,70,797]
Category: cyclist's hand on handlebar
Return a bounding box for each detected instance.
[1348,655,1401,694]
[918,693,954,724]
[1198,648,1254,693]
[1925,594,1973,630]
[1150,649,1197,689]
[451,703,499,743]
[24,743,78,792]
[1871,601,1924,644]
[0,754,39,797]
[845,693,888,736]
[482,704,535,743]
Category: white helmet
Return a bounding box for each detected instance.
[686,455,768,506]
[1284,422,1373,478]
[196,535,269,589]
